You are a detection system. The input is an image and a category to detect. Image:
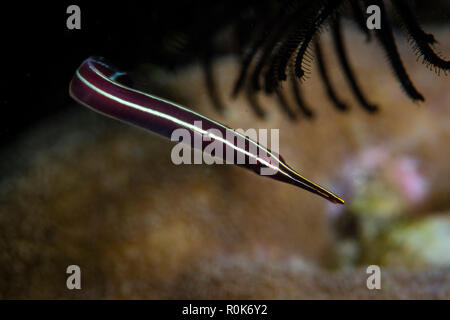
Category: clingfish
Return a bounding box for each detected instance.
[69,57,344,204]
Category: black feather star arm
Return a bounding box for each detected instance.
[274,86,298,120]
[202,46,226,113]
[290,74,315,118]
[332,15,378,113]
[314,40,349,111]
[365,0,424,101]
[232,38,262,98]
[160,0,449,118]
[249,5,303,93]
[392,0,450,75]
[271,2,322,83]
[232,7,278,98]
[249,24,287,92]
[349,0,372,41]
[245,84,267,118]
[232,1,296,96]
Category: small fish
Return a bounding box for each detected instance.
[69,57,344,204]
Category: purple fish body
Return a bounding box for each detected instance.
[69,57,344,204]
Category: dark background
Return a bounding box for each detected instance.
[1,1,449,148]
[1,1,222,147]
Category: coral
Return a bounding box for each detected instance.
[1,26,450,299]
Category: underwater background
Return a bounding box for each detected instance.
[1,1,450,298]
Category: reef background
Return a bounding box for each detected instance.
[1,2,450,299]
